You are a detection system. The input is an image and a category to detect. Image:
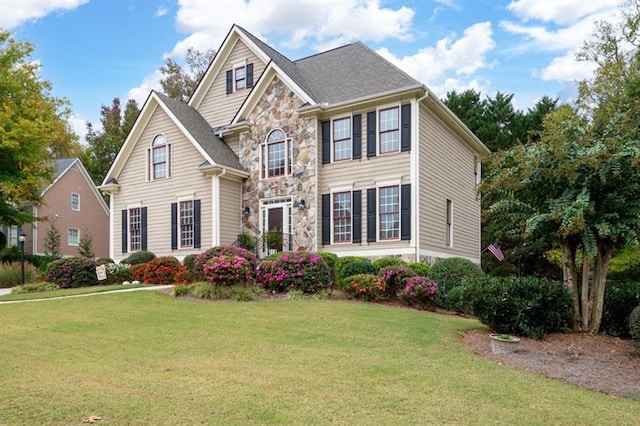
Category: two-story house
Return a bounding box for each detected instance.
[100,25,489,264]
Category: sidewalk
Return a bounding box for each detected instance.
[0,285,173,304]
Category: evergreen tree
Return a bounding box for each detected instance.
[44,219,61,258]
[78,228,94,258]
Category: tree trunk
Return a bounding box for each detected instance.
[561,242,580,331]
[581,247,591,332]
[588,245,613,334]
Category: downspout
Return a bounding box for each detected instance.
[414,89,429,262]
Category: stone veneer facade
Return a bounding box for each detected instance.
[238,77,317,251]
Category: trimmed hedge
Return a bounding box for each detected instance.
[122,250,156,265]
[336,256,377,287]
[428,257,483,308]
[373,257,406,272]
[407,262,430,277]
[601,281,640,337]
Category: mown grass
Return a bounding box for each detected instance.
[0,291,638,425]
[0,283,143,301]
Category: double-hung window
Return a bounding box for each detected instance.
[235,66,246,90]
[261,129,292,179]
[179,200,194,248]
[150,134,170,180]
[379,186,400,240]
[68,228,79,246]
[333,118,351,161]
[71,193,80,211]
[333,192,351,243]
[379,107,400,154]
[129,207,142,251]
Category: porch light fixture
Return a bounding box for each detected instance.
[243,207,250,217]
[295,200,307,210]
[19,232,26,285]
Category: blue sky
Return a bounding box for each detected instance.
[0,0,626,141]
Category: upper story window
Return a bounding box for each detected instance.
[71,193,80,211]
[333,192,352,243]
[379,186,400,240]
[226,63,254,94]
[149,134,170,181]
[261,129,292,179]
[333,118,351,161]
[379,107,400,154]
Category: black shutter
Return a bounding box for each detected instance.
[401,104,411,152]
[194,199,201,249]
[226,70,233,94]
[352,114,362,160]
[141,207,148,250]
[352,190,362,243]
[121,210,128,254]
[367,188,376,242]
[246,63,253,88]
[401,184,411,240]
[322,194,331,245]
[171,203,178,250]
[321,120,330,164]
[367,111,376,158]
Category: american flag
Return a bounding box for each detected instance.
[488,242,504,262]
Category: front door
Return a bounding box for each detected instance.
[260,198,292,256]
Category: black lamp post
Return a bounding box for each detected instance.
[19,232,26,285]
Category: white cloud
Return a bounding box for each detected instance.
[0,0,88,30]
[507,0,625,25]
[67,114,90,145]
[540,49,597,82]
[127,69,163,107]
[155,6,169,17]
[433,0,461,11]
[376,22,495,92]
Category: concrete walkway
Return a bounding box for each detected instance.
[0,285,173,304]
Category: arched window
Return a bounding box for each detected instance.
[261,129,292,179]
[149,134,170,180]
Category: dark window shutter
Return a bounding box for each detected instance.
[246,63,253,88]
[367,188,376,242]
[171,203,178,250]
[121,210,128,254]
[141,207,148,250]
[401,184,411,240]
[352,114,362,160]
[322,194,331,245]
[226,70,233,94]
[367,111,376,158]
[194,199,201,249]
[352,190,362,243]
[321,120,330,164]
[401,104,411,152]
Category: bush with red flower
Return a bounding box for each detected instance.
[257,251,331,293]
[143,256,182,284]
[379,265,414,298]
[398,276,438,310]
[343,273,387,302]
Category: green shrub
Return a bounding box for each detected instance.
[445,283,473,314]
[11,282,60,294]
[236,233,256,251]
[143,256,181,284]
[601,281,640,337]
[343,273,386,302]
[185,282,263,301]
[629,305,640,351]
[407,262,430,277]
[194,245,257,282]
[45,256,98,288]
[379,264,414,298]
[428,257,483,307]
[173,283,194,297]
[122,250,156,265]
[182,254,198,278]
[101,262,133,285]
[336,256,377,284]
[96,257,114,265]
[319,252,339,281]
[373,257,406,272]
[466,275,572,339]
[398,276,438,310]
[257,251,331,293]
[0,261,37,287]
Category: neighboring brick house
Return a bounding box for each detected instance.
[12,158,110,258]
[100,25,489,264]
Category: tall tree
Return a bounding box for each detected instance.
[82,98,139,185]
[160,47,216,102]
[0,31,79,225]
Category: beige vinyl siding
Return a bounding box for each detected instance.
[219,178,242,244]
[225,134,240,156]
[418,103,480,258]
[197,40,266,127]
[318,113,412,255]
[112,106,212,261]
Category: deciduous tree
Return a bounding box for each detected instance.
[160,47,216,102]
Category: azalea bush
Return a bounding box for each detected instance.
[379,265,414,298]
[45,256,98,288]
[130,263,146,282]
[343,273,387,302]
[398,276,438,310]
[143,256,182,284]
[257,251,331,293]
[194,245,257,283]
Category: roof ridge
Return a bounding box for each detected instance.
[293,42,359,63]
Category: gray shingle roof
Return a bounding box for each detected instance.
[53,158,77,180]
[236,26,421,105]
[154,91,245,172]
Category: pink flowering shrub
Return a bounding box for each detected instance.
[344,274,387,302]
[257,251,331,293]
[379,265,414,298]
[45,256,98,288]
[194,245,257,286]
[399,276,438,310]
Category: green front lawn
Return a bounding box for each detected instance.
[0,283,143,301]
[0,291,637,424]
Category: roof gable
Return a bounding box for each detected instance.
[43,158,109,215]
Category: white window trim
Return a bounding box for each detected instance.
[376,103,401,156]
[178,198,195,249]
[377,184,401,242]
[68,228,79,246]
[260,129,292,180]
[233,60,248,92]
[71,193,80,211]
[331,114,353,162]
[331,190,353,245]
